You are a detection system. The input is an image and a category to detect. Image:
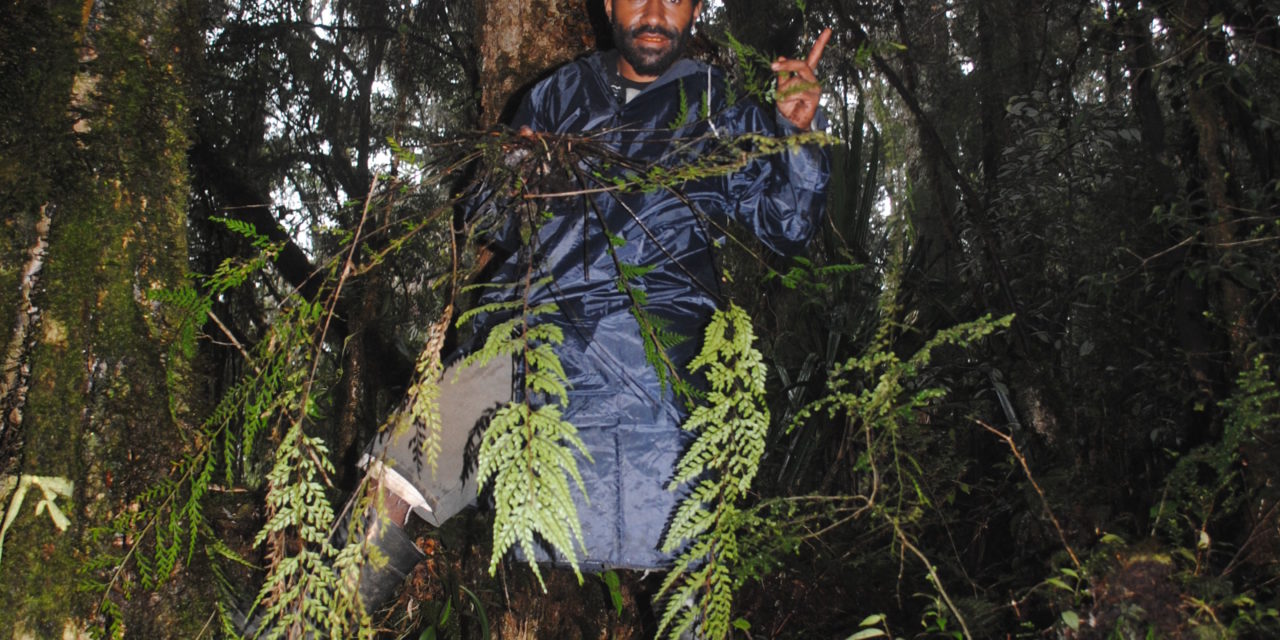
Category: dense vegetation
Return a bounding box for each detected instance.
[2,0,1277,638]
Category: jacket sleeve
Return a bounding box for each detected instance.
[725,105,831,257]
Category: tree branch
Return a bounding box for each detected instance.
[190,142,325,301]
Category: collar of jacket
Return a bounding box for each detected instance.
[582,51,714,102]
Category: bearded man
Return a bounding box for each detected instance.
[353,0,832,614]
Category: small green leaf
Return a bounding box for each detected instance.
[847,629,888,640]
[1061,610,1080,631]
[1099,532,1127,545]
[603,570,624,615]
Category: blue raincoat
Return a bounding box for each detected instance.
[467,51,829,570]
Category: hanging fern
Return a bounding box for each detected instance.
[92,219,302,587]
[658,302,770,640]
[247,421,367,639]
[459,294,592,589]
[86,214,383,637]
[382,307,453,477]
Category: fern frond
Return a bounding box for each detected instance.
[381,308,452,476]
[658,303,769,639]
[618,261,657,281]
[668,79,691,130]
[464,301,591,589]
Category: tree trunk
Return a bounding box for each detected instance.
[1162,0,1255,372]
[474,0,599,127]
[0,1,209,635]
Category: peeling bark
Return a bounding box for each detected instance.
[1,204,53,442]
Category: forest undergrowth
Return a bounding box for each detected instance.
[49,10,1280,638]
[81,115,1280,639]
[6,0,1280,637]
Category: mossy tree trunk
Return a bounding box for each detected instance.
[1162,0,1257,374]
[0,0,209,636]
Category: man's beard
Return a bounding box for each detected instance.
[612,21,693,78]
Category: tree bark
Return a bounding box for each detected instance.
[474,0,599,127]
[0,0,210,635]
[1163,0,1256,372]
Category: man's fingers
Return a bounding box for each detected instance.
[771,27,831,78]
[768,57,819,82]
[805,28,833,70]
[772,58,818,81]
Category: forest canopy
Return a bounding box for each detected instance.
[1,0,1278,638]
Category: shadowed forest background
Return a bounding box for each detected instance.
[2,0,1279,638]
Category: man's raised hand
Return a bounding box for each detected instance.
[772,27,832,131]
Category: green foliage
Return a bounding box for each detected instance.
[788,295,1011,638]
[86,214,389,637]
[1220,355,1279,472]
[602,570,625,616]
[57,0,1280,637]
[1155,355,1279,543]
[658,303,770,640]
[668,79,691,130]
[631,304,695,399]
[90,119,846,635]
[723,31,776,104]
[383,310,452,478]
[460,294,592,589]
[769,255,863,294]
[415,586,490,640]
[628,129,835,195]
[247,422,367,638]
[1077,354,1280,638]
[614,255,693,400]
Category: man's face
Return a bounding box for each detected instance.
[606,0,702,81]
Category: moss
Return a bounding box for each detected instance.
[0,5,78,379]
[0,0,209,635]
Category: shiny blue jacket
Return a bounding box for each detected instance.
[470,51,829,570]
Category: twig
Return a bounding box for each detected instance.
[1125,232,1197,267]
[522,185,619,199]
[978,419,1082,570]
[891,518,973,640]
[207,310,259,375]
